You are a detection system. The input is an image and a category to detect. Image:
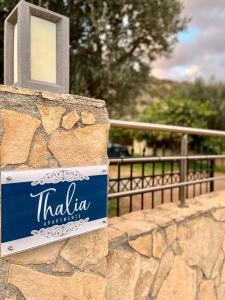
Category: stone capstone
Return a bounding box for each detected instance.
[112,219,156,238]
[8,264,106,300]
[37,104,65,134]
[62,110,80,130]
[60,229,108,269]
[0,109,40,167]
[0,85,39,96]
[48,124,109,167]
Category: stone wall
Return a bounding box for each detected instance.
[1,86,225,300]
[0,85,109,300]
[108,191,225,300]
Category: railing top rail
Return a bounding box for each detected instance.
[110,119,225,138]
[109,154,225,164]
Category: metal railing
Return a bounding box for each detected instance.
[108,119,225,216]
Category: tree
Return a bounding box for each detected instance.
[136,97,217,152]
[0,0,187,115]
[174,78,225,131]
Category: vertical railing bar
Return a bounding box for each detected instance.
[210,159,215,192]
[129,162,133,213]
[200,159,203,195]
[161,160,165,204]
[152,162,155,208]
[180,134,188,207]
[206,159,208,193]
[170,160,174,202]
[117,162,121,216]
[206,159,209,193]
[141,161,145,210]
[193,159,196,198]
[186,159,189,199]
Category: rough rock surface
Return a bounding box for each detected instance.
[156,256,196,300]
[62,110,79,129]
[48,124,109,167]
[60,229,108,269]
[1,109,40,167]
[29,132,50,168]
[37,104,65,134]
[9,264,106,300]
[1,86,225,300]
[107,250,140,300]
[129,234,152,257]
[4,241,66,265]
[177,217,224,278]
[199,280,216,300]
[81,111,96,125]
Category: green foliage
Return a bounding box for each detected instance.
[140,97,215,128]
[109,128,134,145]
[0,0,187,115]
[172,78,225,131]
[136,97,216,151]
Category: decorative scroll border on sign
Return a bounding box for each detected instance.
[31,170,90,186]
[31,218,90,238]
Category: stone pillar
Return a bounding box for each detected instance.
[0,85,109,299]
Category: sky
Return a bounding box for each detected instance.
[151,0,225,82]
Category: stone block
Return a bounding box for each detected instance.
[199,280,216,300]
[129,234,152,257]
[48,124,109,167]
[9,264,106,300]
[1,109,40,167]
[107,227,126,243]
[152,250,174,297]
[106,250,140,300]
[52,259,72,273]
[152,230,167,258]
[112,219,156,238]
[62,110,79,129]
[60,229,108,269]
[134,257,159,300]
[212,208,225,221]
[81,111,96,125]
[29,133,50,168]
[156,256,196,300]
[37,104,65,134]
[177,217,224,278]
[3,240,66,265]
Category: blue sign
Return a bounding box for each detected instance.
[1,166,108,256]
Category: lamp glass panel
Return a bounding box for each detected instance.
[31,16,56,83]
[14,23,18,83]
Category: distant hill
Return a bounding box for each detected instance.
[134,76,192,115]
